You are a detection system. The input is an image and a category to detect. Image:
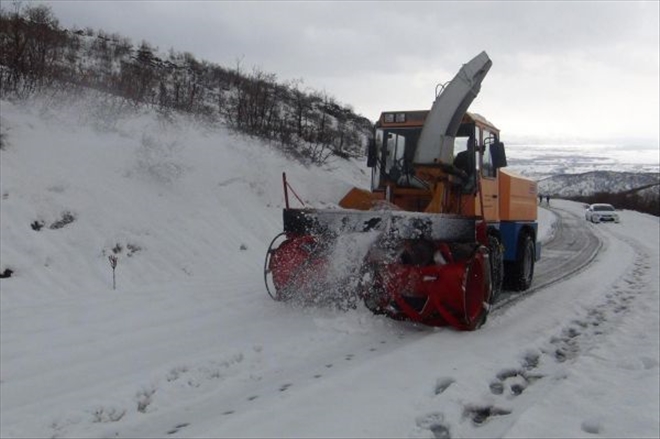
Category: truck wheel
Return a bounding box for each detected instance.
[504,233,535,291]
[488,235,503,304]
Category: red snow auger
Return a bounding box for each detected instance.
[265,199,494,330]
[264,51,540,331]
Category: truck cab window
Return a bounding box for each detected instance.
[371,129,384,190]
[474,127,482,171]
[481,130,496,178]
[454,137,469,157]
[385,132,405,173]
[372,129,425,188]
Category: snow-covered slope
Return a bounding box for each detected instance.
[1,95,658,439]
[0,95,370,299]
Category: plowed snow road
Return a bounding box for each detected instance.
[495,203,601,310]
[529,204,601,290]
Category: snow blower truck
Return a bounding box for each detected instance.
[264,51,540,330]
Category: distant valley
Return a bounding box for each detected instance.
[505,142,658,180]
[502,143,659,216]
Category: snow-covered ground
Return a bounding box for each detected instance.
[1,96,658,438]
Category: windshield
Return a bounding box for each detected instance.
[594,205,614,211]
[372,128,422,189]
[371,122,476,190]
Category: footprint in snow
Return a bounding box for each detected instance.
[166,422,190,435]
[581,418,603,435]
[464,404,512,425]
[522,350,541,370]
[416,412,451,439]
[434,377,455,396]
[489,368,543,397]
[136,387,156,413]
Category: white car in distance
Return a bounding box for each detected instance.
[585,203,620,223]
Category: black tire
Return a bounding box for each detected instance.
[488,234,504,304]
[504,232,535,291]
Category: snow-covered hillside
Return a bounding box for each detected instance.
[0,94,370,297]
[1,96,658,439]
[537,171,659,198]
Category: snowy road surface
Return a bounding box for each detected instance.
[1,201,658,439]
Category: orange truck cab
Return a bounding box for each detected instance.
[341,107,541,290]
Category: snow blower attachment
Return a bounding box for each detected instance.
[265,205,495,330]
[264,51,540,331]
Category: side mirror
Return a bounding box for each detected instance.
[366,137,377,168]
[491,141,508,168]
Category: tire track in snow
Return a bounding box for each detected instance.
[45,314,429,438]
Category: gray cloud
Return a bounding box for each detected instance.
[32,1,660,142]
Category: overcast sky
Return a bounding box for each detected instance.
[32,1,660,144]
